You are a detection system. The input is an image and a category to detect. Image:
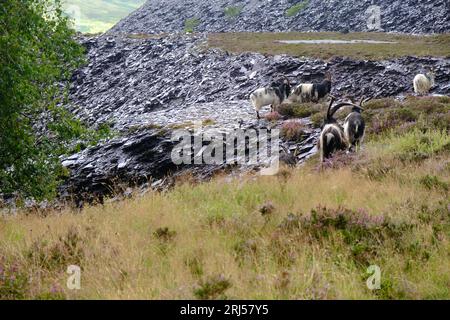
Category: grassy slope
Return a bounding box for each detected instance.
[1,97,449,300]
[208,32,450,60]
[63,0,144,33]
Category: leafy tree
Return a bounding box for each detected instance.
[0,0,104,201]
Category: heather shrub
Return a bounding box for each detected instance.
[386,129,450,162]
[279,206,414,265]
[0,258,29,300]
[27,227,85,271]
[264,111,282,122]
[420,175,449,193]
[153,227,177,243]
[194,275,232,300]
[281,120,306,142]
[278,102,322,118]
[310,111,327,128]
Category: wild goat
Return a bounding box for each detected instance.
[413,69,435,96]
[289,72,332,103]
[318,97,348,163]
[343,97,369,152]
[250,77,291,119]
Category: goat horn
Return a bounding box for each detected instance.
[326,96,337,120]
[363,97,373,104]
[330,102,364,117]
[359,96,365,106]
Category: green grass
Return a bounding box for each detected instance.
[63,0,145,33]
[1,96,449,299]
[286,1,309,17]
[208,32,450,60]
[185,18,201,33]
[224,6,243,18]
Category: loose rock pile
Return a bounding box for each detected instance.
[60,33,450,201]
[69,34,450,132]
[110,0,450,35]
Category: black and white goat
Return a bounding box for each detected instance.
[250,77,291,119]
[289,72,332,103]
[318,97,348,163]
[343,97,369,152]
[413,69,436,96]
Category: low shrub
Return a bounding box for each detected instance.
[0,258,29,300]
[194,274,232,300]
[386,129,450,162]
[264,111,282,122]
[278,102,322,118]
[27,226,85,271]
[279,206,414,265]
[281,120,306,142]
[420,175,449,193]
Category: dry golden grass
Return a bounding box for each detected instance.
[1,97,449,300]
[1,156,449,299]
[208,32,450,60]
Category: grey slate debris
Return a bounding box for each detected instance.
[60,33,449,202]
[110,0,450,35]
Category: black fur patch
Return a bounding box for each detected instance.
[271,81,291,102]
[346,112,365,145]
[323,125,345,159]
[312,80,332,101]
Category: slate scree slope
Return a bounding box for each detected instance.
[111,0,450,34]
[60,0,450,201]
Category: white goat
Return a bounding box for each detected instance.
[250,78,291,119]
[288,73,332,103]
[317,97,348,163]
[413,70,435,96]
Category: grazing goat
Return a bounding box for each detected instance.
[343,97,369,152]
[413,70,435,96]
[289,72,332,103]
[250,77,291,119]
[318,97,348,163]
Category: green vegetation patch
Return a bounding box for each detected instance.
[224,6,243,18]
[185,18,201,33]
[208,32,450,60]
[286,1,309,17]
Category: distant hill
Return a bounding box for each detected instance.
[64,0,145,33]
[109,0,450,34]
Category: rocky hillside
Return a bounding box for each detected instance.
[110,0,450,35]
[69,35,450,132]
[58,34,450,202]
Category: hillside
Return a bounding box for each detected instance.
[1,0,450,302]
[110,0,450,35]
[64,0,145,33]
[2,97,449,299]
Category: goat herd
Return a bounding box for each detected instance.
[250,69,436,163]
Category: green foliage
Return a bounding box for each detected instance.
[194,275,232,300]
[286,1,309,17]
[0,259,29,300]
[386,129,450,162]
[420,175,449,193]
[0,0,88,200]
[224,6,243,18]
[64,0,145,33]
[278,102,322,118]
[184,18,200,33]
